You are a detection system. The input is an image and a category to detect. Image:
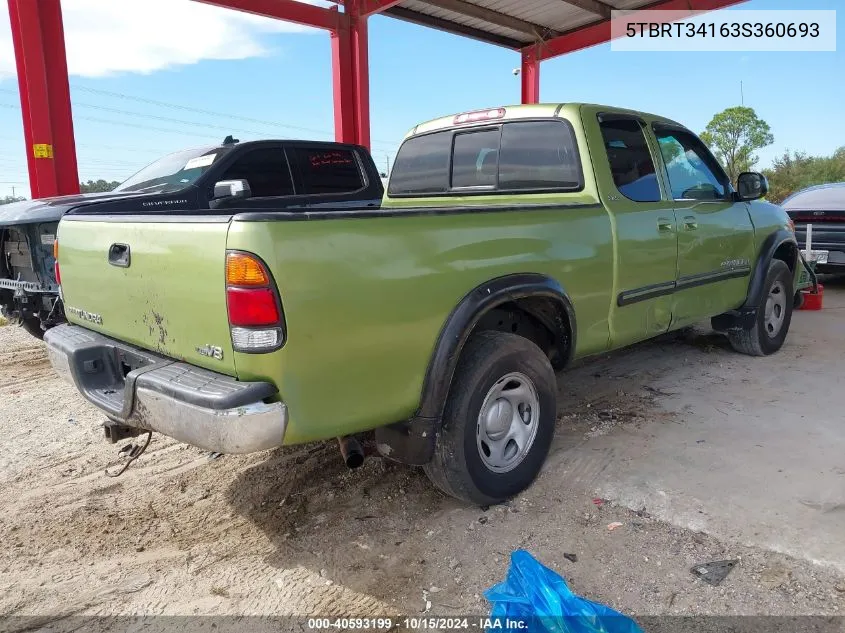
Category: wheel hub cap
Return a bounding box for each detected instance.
[484,399,513,439]
[476,372,540,474]
[764,280,786,338]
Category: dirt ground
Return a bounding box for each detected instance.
[1,283,844,628]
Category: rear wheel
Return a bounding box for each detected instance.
[728,259,793,356]
[19,317,44,340]
[423,331,557,505]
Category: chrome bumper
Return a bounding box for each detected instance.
[44,324,287,454]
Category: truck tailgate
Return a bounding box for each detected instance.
[57,216,237,376]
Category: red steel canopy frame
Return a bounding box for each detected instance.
[7,0,745,198]
[8,0,79,199]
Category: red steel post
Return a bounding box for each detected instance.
[331,10,356,144]
[330,0,370,148]
[520,47,540,104]
[349,0,370,149]
[8,0,79,198]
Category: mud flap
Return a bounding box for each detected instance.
[711,308,756,333]
[374,417,438,465]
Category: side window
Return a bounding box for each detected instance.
[499,121,581,190]
[218,147,294,198]
[388,131,451,195]
[598,118,661,203]
[293,147,363,194]
[654,128,728,201]
[451,129,500,189]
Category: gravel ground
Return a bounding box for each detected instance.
[0,307,844,628]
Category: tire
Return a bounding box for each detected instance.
[19,317,44,340]
[728,259,793,356]
[423,331,557,505]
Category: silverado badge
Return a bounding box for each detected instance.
[196,344,224,361]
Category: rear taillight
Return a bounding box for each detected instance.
[227,287,279,326]
[225,251,284,353]
[53,239,61,285]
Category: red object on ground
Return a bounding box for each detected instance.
[800,284,824,311]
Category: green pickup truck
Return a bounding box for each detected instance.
[45,103,800,505]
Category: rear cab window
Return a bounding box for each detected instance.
[452,129,500,189]
[387,118,582,197]
[292,147,365,195]
[388,132,452,195]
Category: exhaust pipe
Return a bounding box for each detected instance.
[338,435,365,469]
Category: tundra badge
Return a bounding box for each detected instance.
[65,306,103,325]
[196,344,224,361]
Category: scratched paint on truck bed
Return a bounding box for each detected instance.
[57,219,237,375]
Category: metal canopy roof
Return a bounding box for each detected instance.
[380,0,662,50]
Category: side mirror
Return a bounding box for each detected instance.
[736,172,768,201]
[212,179,251,201]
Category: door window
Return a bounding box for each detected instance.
[654,128,728,201]
[218,147,294,197]
[598,118,661,202]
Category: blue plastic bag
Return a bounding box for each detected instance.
[484,550,644,633]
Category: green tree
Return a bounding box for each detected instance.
[700,107,774,183]
[763,147,845,204]
[0,195,25,206]
[79,179,120,193]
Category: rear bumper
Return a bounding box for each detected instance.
[44,324,287,454]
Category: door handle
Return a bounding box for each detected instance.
[108,243,131,268]
[657,217,674,233]
[683,216,698,231]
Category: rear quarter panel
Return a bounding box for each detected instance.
[228,204,614,445]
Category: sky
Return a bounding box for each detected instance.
[0,0,842,198]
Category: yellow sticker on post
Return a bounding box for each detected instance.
[33,143,54,159]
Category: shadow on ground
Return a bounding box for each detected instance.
[223,327,719,605]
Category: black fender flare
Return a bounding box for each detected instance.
[745,229,799,309]
[374,273,576,465]
[713,229,799,333]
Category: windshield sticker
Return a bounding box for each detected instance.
[184,153,216,170]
